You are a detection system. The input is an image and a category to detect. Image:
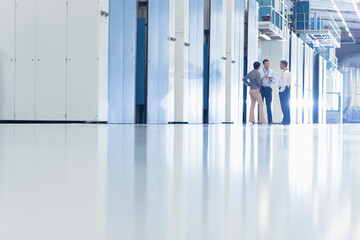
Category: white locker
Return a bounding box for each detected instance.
[170,0,190,122]
[35,0,67,120]
[188,0,204,124]
[15,0,36,120]
[290,33,298,124]
[225,0,235,123]
[209,0,226,124]
[296,39,304,124]
[98,0,109,122]
[67,0,99,121]
[0,0,15,120]
[246,0,259,123]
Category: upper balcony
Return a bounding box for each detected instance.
[294,12,341,49]
[258,0,289,40]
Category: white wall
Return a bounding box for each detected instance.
[0,0,108,121]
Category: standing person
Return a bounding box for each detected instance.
[243,62,267,124]
[260,59,276,124]
[279,60,291,125]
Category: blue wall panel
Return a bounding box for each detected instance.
[189,0,204,124]
[108,0,137,123]
[147,0,170,124]
[136,18,146,106]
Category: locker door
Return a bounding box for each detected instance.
[246,0,259,123]
[108,0,136,124]
[36,0,67,120]
[15,0,36,120]
[290,33,298,124]
[172,0,190,123]
[209,0,226,124]
[0,0,15,120]
[188,0,204,124]
[67,0,99,121]
[309,49,314,123]
[303,45,310,123]
[147,0,170,124]
[297,39,304,124]
[233,0,245,124]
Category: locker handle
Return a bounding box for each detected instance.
[184,42,190,47]
[101,10,109,17]
[221,57,227,61]
[168,37,176,42]
[232,60,236,64]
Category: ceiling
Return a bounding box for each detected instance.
[309,0,360,43]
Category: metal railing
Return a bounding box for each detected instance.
[294,12,341,47]
[258,0,289,39]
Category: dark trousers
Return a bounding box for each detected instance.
[279,86,291,124]
[260,87,273,123]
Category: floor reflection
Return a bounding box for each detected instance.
[0,124,360,239]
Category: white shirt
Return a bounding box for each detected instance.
[279,68,291,92]
[259,68,276,87]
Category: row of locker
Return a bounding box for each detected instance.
[109,0,250,124]
[0,0,108,121]
[0,0,333,123]
[111,0,329,125]
[289,32,328,125]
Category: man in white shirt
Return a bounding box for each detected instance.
[279,60,291,125]
[259,59,276,124]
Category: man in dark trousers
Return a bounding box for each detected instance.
[259,59,276,124]
[279,60,291,125]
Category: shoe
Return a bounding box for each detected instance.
[257,122,267,125]
[269,121,275,125]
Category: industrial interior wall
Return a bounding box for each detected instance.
[108,0,136,123]
[0,0,109,121]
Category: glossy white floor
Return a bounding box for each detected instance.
[0,123,359,240]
